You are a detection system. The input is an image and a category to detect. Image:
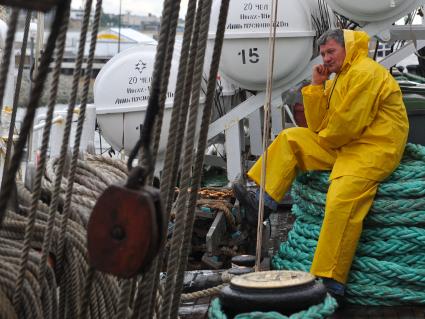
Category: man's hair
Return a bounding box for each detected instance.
[317,29,345,47]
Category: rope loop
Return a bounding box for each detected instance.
[208,295,338,319]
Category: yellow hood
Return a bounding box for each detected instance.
[342,30,370,70]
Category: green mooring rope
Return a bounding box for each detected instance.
[272,143,425,306]
[208,294,338,319]
[209,144,425,318]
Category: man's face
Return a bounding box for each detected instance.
[319,39,346,74]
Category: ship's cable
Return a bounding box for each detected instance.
[0,0,70,226]
[170,1,230,317]
[131,2,201,318]
[159,0,214,317]
[148,0,183,185]
[1,10,32,184]
[55,0,103,317]
[12,5,71,311]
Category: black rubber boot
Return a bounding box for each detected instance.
[322,278,346,308]
[232,183,272,226]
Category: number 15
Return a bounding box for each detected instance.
[238,48,260,64]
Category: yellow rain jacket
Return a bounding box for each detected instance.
[302,30,409,181]
[248,30,409,283]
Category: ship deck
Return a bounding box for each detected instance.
[179,209,425,319]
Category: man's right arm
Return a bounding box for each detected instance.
[302,85,328,132]
[301,64,330,132]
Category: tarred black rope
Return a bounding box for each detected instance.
[0,0,72,227]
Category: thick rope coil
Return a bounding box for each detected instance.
[0,155,129,319]
[41,155,127,225]
[196,199,236,230]
[208,295,338,319]
[272,143,425,306]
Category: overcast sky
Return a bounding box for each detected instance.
[71,0,189,18]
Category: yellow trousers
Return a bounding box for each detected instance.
[248,128,378,283]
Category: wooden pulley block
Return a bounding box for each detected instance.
[87,184,167,278]
[220,270,327,317]
[0,0,62,11]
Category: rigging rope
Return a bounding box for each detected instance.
[256,0,279,272]
[1,10,32,185]
[127,0,178,172]
[134,0,202,318]
[130,0,185,317]
[160,0,199,211]
[149,0,182,184]
[160,0,215,317]
[12,5,71,308]
[209,294,338,319]
[169,1,230,317]
[133,1,201,317]
[0,0,70,226]
[272,143,425,306]
[55,1,103,317]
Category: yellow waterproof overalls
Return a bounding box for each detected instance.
[248,30,409,283]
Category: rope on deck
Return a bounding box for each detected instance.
[0,154,128,319]
[208,294,338,319]
[272,143,425,306]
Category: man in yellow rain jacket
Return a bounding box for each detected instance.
[233,29,408,297]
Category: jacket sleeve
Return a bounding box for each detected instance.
[318,70,378,149]
[302,84,328,132]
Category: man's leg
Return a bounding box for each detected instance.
[310,175,379,285]
[247,127,336,202]
[234,127,336,225]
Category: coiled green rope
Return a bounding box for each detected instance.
[272,143,425,306]
[208,294,338,319]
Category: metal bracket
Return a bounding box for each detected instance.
[206,211,227,256]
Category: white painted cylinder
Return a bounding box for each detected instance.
[208,0,315,91]
[325,0,420,22]
[94,43,177,157]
